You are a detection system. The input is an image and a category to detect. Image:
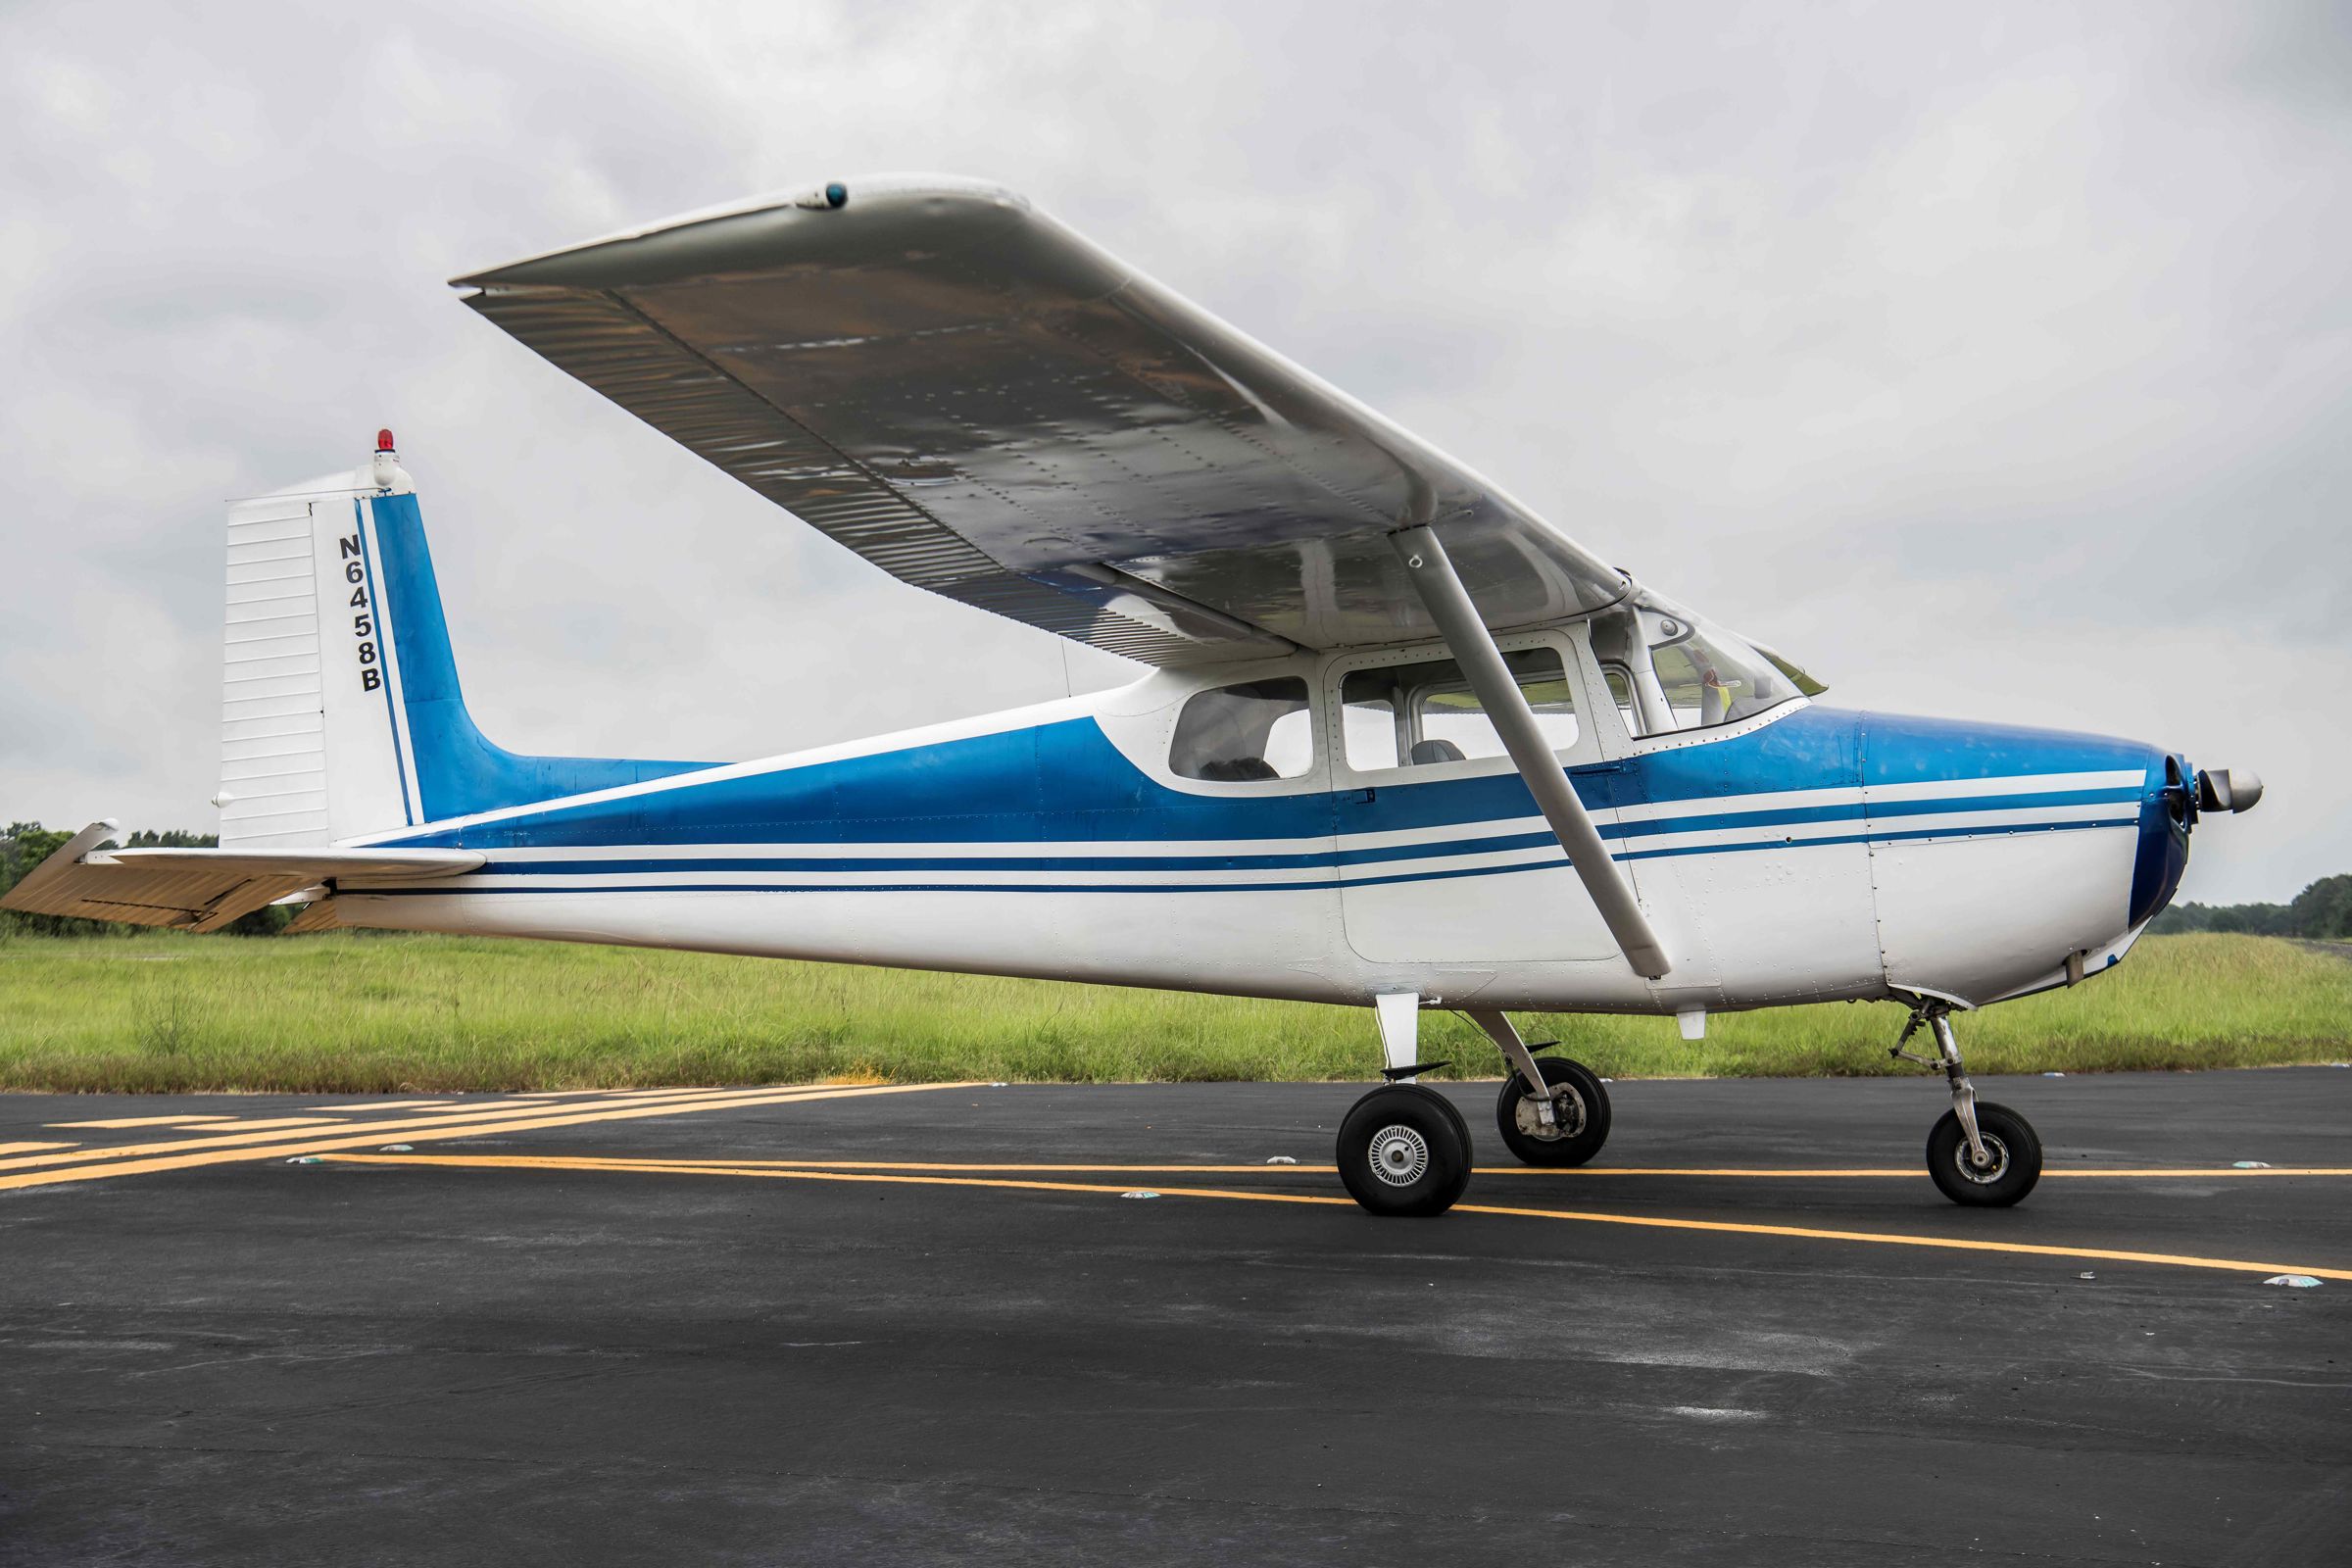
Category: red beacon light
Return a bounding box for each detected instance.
[368,429,409,493]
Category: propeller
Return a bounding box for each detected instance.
[2195,767,2264,814]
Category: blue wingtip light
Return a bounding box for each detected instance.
[825,181,849,209]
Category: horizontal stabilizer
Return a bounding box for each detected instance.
[0,821,480,933]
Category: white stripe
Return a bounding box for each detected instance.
[449,865,1343,891]
[1336,814,1546,853]
[1623,803,2132,858]
[444,808,2131,890]
[449,847,1557,891]
[482,834,1344,864]
[468,792,2138,869]
[1859,769,2142,804]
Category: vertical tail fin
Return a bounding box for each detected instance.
[218,436,706,848]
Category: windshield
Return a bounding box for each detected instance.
[1588,589,1815,737]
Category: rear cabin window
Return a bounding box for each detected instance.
[1170,677,1314,782]
[1340,648,1578,772]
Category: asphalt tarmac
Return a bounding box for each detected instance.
[3,1067,2348,1565]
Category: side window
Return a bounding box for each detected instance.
[1600,664,1642,736]
[1339,648,1577,772]
[1170,677,1313,782]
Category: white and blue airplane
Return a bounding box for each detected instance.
[7,176,2264,1216]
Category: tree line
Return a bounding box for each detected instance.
[2148,874,2352,940]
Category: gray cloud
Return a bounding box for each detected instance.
[1,0,2342,903]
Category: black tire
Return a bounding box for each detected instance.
[1926,1102,2041,1207]
[1427,1081,1472,1152]
[1338,1084,1473,1216]
[1494,1056,1612,1167]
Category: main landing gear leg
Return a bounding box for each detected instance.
[1469,1009,1611,1167]
[1894,1003,2042,1207]
[1337,993,1472,1216]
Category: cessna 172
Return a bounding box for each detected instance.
[6,176,2265,1216]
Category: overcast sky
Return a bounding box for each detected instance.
[2,1,2343,903]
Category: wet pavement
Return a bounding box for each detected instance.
[3,1068,2348,1564]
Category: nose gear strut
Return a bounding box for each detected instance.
[1893,1003,1988,1168]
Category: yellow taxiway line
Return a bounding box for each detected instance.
[319,1152,2352,1283]
[0,1082,915,1176]
[0,1082,973,1193]
[300,1156,2352,1180]
[50,1114,238,1130]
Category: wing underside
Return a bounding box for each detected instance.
[454,175,1628,665]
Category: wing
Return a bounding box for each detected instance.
[0,823,481,933]
[452,175,1629,665]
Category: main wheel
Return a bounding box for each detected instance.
[1427,1080,1471,1150]
[1494,1056,1611,1167]
[1338,1083,1473,1216]
[1926,1102,2041,1207]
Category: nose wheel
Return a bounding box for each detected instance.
[1895,1003,2042,1207]
[1927,1102,2041,1205]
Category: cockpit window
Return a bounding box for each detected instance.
[1592,592,1809,737]
[1170,677,1314,782]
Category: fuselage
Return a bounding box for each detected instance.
[339,651,2189,1017]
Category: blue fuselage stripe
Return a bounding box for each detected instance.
[453,787,2138,878]
[356,812,2138,897]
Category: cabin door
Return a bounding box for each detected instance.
[1327,632,1626,965]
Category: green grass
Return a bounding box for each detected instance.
[0,930,2345,1095]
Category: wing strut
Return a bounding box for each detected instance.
[1393,526,1673,979]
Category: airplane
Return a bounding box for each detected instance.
[5,174,2266,1217]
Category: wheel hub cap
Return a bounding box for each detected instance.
[1514,1085,1587,1142]
[1367,1124,1430,1187]
[1953,1133,2011,1184]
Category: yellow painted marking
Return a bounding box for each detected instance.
[0,1141,75,1154]
[328,1153,2352,1284]
[50,1115,238,1130]
[303,1100,455,1112]
[1,1084,806,1175]
[195,1117,350,1131]
[0,1083,971,1193]
[1500,1166,2352,1180]
[572,1088,752,1102]
[378,1156,2352,1181]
